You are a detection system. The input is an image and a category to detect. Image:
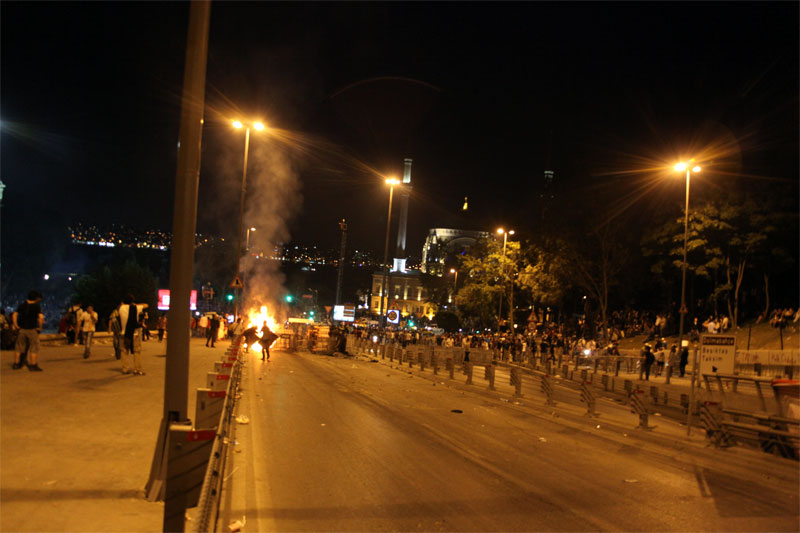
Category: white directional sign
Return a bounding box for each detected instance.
[699,334,736,375]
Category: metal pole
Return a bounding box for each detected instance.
[335,219,347,306]
[162,0,209,433]
[379,185,395,327]
[680,168,694,436]
[234,127,250,320]
[148,0,210,527]
[498,232,507,321]
[687,345,698,436]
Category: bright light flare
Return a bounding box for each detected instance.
[674,162,687,171]
[253,122,265,131]
[692,165,701,173]
[232,120,243,129]
[385,177,400,186]
[244,305,279,352]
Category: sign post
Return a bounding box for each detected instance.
[687,334,736,436]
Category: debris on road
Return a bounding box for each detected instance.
[228,517,246,532]
[451,409,463,413]
[235,415,250,424]
[538,437,547,442]
[624,479,639,483]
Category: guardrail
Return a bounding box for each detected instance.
[193,337,245,532]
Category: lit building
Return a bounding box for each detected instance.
[420,228,490,276]
[370,270,436,320]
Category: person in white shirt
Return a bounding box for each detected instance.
[80,305,98,359]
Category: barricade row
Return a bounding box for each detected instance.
[346,335,799,459]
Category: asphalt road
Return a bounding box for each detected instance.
[227,350,799,532]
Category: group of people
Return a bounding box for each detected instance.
[638,338,689,381]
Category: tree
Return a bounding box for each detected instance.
[456,237,525,330]
[73,260,157,328]
[557,222,627,339]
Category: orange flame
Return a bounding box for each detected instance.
[245,305,279,351]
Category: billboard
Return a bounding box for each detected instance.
[333,305,355,322]
[157,289,198,311]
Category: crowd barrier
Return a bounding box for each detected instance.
[344,334,799,460]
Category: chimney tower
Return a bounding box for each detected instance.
[392,158,412,273]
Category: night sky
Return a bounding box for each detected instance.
[2,2,798,258]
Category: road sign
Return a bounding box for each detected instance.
[230,276,243,289]
[699,334,736,374]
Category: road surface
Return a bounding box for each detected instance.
[225,349,799,532]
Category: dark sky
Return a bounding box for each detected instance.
[2,2,798,257]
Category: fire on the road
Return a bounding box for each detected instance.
[245,305,279,351]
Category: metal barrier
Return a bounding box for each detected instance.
[510,367,522,397]
[629,388,653,430]
[541,374,556,406]
[485,364,496,391]
[194,339,245,532]
[581,381,596,417]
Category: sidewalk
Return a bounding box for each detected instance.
[0,335,231,532]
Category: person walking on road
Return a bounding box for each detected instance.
[259,320,277,361]
[157,313,167,342]
[120,294,147,375]
[109,307,122,360]
[206,313,220,347]
[80,305,98,358]
[12,291,44,371]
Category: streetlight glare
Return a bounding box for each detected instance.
[250,227,257,231]
[692,165,701,172]
[509,230,515,235]
[232,120,243,129]
[253,122,265,131]
[674,162,687,171]
[497,228,504,234]
[385,178,400,185]
[450,268,456,274]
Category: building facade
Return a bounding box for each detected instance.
[370,271,436,320]
[420,228,490,276]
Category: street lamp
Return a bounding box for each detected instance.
[449,268,458,305]
[675,159,701,436]
[246,227,256,252]
[232,120,266,319]
[496,228,515,323]
[379,178,400,327]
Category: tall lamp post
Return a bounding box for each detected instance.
[232,120,265,319]
[449,268,458,306]
[496,228,514,325]
[379,178,399,327]
[675,160,701,436]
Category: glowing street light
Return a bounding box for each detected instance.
[449,268,459,306]
[379,177,400,327]
[232,119,267,319]
[496,228,515,322]
[246,227,257,251]
[675,159,702,436]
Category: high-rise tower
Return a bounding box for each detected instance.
[392,158,412,273]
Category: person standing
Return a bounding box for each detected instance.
[12,291,44,371]
[642,343,655,381]
[120,294,147,375]
[157,313,167,342]
[679,346,689,378]
[206,313,220,348]
[80,305,98,359]
[108,307,123,360]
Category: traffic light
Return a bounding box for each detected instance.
[408,320,415,328]
[226,294,234,301]
[309,310,315,317]
[285,295,293,303]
